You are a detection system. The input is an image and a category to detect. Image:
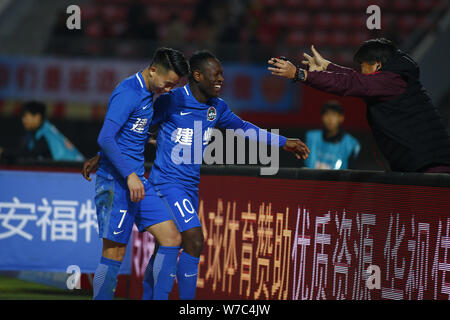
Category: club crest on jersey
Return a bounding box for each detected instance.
[207,107,217,121]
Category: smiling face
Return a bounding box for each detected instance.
[195,58,224,99]
[147,65,180,95]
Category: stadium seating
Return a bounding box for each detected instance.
[47,0,443,65]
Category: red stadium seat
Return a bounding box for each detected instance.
[398,14,418,34]
[179,0,199,5]
[350,14,367,29]
[282,0,304,9]
[392,0,415,12]
[286,30,307,46]
[348,0,369,10]
[310,30,329,47]
[101,5,127,22]
[86,21,103,38]
[332,13,352,29]
[179,8,194,24]
[417,0,440,11]
[305,0,326,10]
[314,13,332,29]
[329,0,349,10]
[328,31,350,47]
[287,11,310,28]
[272,10,288,27]
[349,30,370,47]
[80,5,99,21]
[260,0,278,7]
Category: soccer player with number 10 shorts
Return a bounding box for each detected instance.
[142,50,310,300]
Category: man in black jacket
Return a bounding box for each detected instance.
[268,38,450,173]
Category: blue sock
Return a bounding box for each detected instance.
[142,255,155,300]
[93,256,121,300]
[152,246,180,300]
[177,251,200,300]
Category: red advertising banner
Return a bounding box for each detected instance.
[129,175,450,300]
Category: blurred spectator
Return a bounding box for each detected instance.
[0,101,85,164]
[304,101,360,170]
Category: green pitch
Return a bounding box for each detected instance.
[0,275,92,300]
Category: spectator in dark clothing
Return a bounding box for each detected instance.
[268,38,450,173]
[0,101,84,164]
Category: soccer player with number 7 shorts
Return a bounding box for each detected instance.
[84,47,190,300]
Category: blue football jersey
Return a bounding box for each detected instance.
[149,84,286,189]
[304,130,360,169]
[97,72,154,181]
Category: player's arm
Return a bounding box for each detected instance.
[81,152,100,181]
[97,90,145,202]
[217,103,310,160]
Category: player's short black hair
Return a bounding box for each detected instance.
[21,101,46,119]
[321,100,343,115]
[189,50,218,78]
[353,38,397,65]
[151,47,190,77]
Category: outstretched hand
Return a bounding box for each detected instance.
[267,57,297,79]
[283,139,310,160]
[302,45,330,72]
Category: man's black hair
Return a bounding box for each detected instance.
[321,100,343,115]
[21,101,46,119]
[353,38,397,65]
[189,50,218,78]
[151,47,190,77]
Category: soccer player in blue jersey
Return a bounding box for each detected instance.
[90,47,189,300]
[142,50,310,300]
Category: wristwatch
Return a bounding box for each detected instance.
[293,66,306,82]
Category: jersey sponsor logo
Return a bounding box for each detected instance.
[184,216,194,223]
[207,107,216,121]
[184,273,198,278]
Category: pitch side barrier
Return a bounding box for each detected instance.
[1,163,449,299]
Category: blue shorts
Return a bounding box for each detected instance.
[94,175,173,244]
[153,184,201,233]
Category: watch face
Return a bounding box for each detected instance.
[299,69,305,81]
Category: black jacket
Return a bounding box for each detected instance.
[364,50,450,172]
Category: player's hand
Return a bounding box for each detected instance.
[127,172,145,202]
[267,57,297,79]
[283,138,310,160]
[82,154,100,181]
[302,45,330,72]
